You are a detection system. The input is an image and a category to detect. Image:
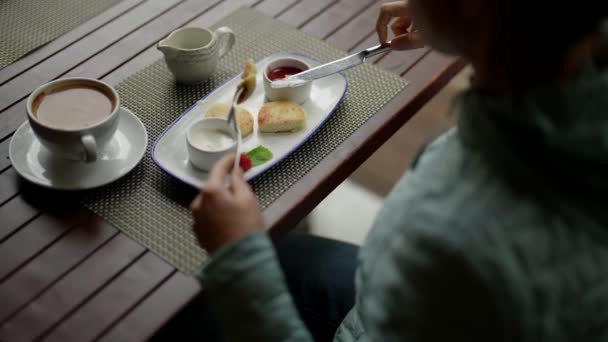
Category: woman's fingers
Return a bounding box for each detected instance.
[391,16,412,36]
[204,154,236,196]
[190,193,202,213]
[376,1,410,44]
[391,31,424,50]
[231,167,253,199]
[377,14,390,43]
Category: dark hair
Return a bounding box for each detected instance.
[467,3,605,81]
[501,3,607,54]
[454,6,608,222]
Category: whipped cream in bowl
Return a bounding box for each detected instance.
[186,118,237,171]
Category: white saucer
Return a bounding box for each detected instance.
[9,107,148,191]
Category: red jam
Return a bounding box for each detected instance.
[267,66,304,81]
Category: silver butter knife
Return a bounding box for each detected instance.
[271,43,392,89]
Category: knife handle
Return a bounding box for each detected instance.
[362,42,392,60]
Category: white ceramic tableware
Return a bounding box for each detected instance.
[157,26,236,84]
[263,57,312,104]
[27,77,120,163]
[153,52,348,188]
[10,107,148,190]
[186,118,238,171]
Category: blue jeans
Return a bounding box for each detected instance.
[152,232,359,342]
[276,233,359,342]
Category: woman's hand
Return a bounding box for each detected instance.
[376,1,424,50]
[191,154,262,254]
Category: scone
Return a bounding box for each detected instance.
[258,101,306,133]
[205,103,254,137]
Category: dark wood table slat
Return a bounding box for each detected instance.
[0,208,90,281]
[0,138,11,171]
[0,234,146,342]
[0,108,24,143]
[325,1,381,51]
[0,215,117,323]
[0,0,147,85]
[98,272,199,342]
[301,0,375,40]
[377,48,430,76]
[42,252,173,342]
[253,0,300,17]
[0,167,19,204]
[0,195,39,242]
[277,0,337,29]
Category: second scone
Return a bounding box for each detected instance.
[258,101,306,133]
[205,103,254,137]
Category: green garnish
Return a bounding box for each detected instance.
[246,145,273,167]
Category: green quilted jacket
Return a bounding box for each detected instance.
[199,45,608,341]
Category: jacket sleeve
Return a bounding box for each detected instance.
[198,232,314,342]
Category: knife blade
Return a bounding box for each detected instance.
[271,43,392,89]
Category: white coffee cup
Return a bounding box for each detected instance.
[27,77,121,163]
[157,27,236,84]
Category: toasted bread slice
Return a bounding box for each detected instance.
[205,103,254,137]
[258,101,306,133]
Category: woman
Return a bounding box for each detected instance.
[191,1,608,340]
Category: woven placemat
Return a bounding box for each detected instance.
[82,7,407,274]
[0,0,123,69]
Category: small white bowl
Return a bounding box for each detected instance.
[186,118,237,171]
[263,57,312,104]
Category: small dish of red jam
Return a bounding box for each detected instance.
[263,57,312,104]
[266,66,304,81]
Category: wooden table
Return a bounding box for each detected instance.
[0,0,465,340]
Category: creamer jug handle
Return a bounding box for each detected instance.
[215,27,235,59]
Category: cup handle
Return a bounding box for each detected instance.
[81,134,97,162]
[215,27,235,59]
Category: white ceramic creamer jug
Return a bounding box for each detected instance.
[157,27,235,84]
